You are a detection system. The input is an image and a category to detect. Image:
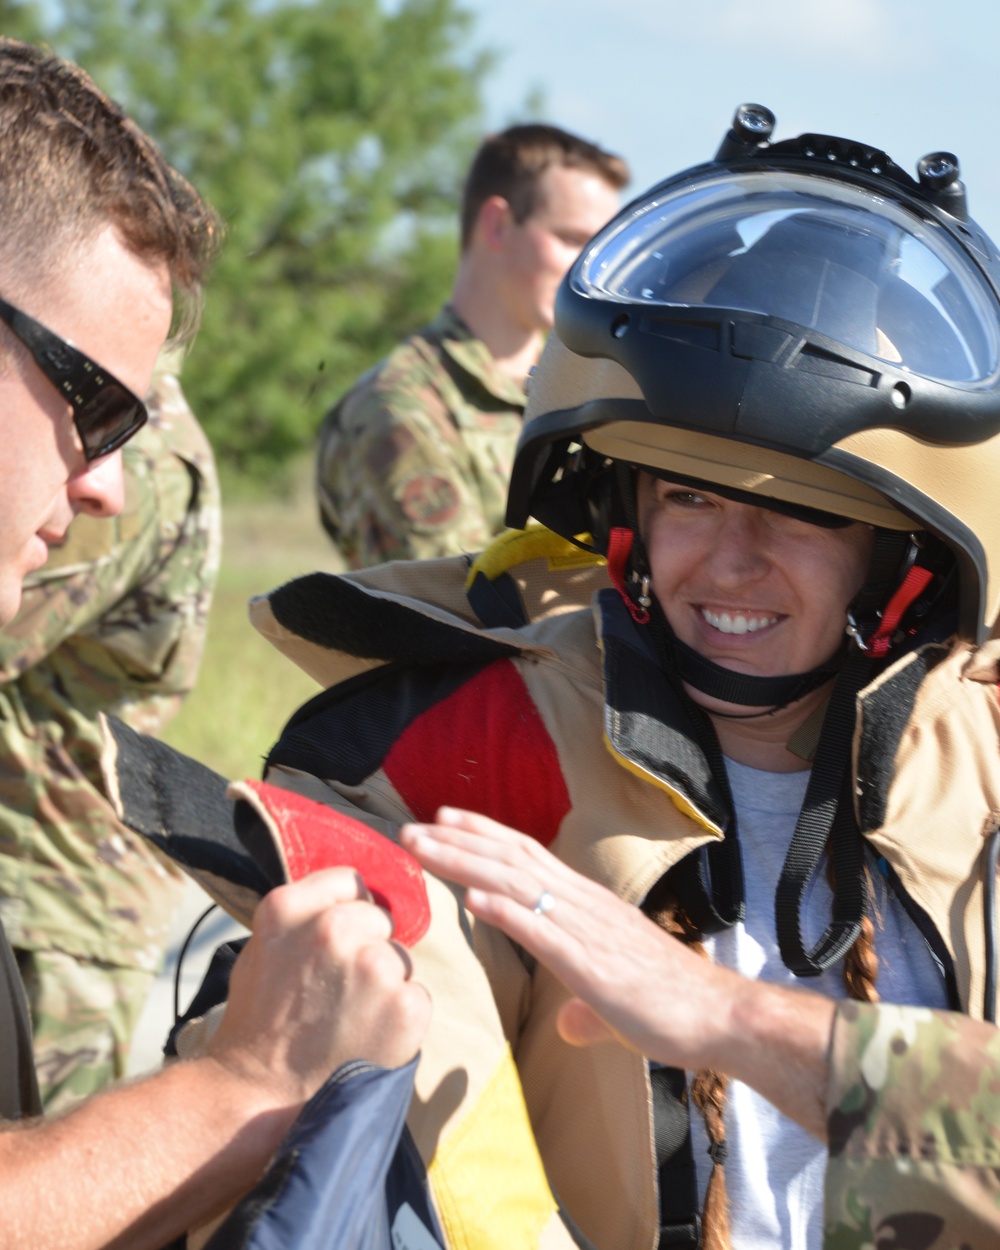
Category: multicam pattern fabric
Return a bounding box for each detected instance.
[14,948,155,1111]
[825,1001,1000,1250]
[0,367,220,1108]
[316,305,526,567]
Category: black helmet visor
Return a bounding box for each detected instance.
[576,171,1000,384]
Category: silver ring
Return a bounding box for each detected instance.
[531,889,556,917]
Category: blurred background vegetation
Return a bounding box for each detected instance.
[0,0,527,776]
[1,0,495,479]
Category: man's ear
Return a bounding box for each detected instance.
[476,195,514,251]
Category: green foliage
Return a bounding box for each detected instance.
[2,0,489,479]
[159,472,336,781]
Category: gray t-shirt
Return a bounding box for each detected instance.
[682,757,949,1250]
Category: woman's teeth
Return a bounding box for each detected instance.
[701,608,779,636]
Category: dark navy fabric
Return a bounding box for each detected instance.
[204,1056,444,1250]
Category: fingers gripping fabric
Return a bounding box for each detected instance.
[230,780,431,948]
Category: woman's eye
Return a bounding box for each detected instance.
[664,490,707,507]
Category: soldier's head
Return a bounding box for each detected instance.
[0,38,218,625]
[458,123,629,334]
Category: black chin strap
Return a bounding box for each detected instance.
[671,636,844,710]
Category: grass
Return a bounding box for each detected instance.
[161,459,347,781]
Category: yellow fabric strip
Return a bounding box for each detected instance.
[429,1045,557,1249]
[465,525,603,589]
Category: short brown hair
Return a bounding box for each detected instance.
[460,123,629,250]
[0,38,220,344]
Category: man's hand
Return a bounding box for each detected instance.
[207,867,431,1107]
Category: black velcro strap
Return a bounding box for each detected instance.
[101,715,270,897]
[268,572,520,666]
[648,604,745,934]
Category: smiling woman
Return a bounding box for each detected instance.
[637,475,875,770]
[474,103,1000,1250]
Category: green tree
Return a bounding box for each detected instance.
[2,0,490,479]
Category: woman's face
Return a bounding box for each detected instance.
[638,475,874,688]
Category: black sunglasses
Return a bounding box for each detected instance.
[0,295,148,461]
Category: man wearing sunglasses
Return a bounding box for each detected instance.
[0,37,428,1249]
[0,353,221,1113]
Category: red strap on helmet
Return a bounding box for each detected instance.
[866,565,934,658]
[607,526,650,625]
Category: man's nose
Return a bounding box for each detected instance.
[68,449,126,519]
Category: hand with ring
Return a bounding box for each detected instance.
[401,808,836,1140]
[400,808,750,1069]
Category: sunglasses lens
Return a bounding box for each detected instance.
[76,386,148,461]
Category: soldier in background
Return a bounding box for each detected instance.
[0,355,220,1109]
[317,123,628,566]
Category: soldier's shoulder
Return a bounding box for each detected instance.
[133,372,216,474]
[341,327,450,417]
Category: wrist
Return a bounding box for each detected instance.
[710,974,836,1138]
[189,1050,305,1150]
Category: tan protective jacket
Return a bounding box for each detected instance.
[250,535,1000,1250]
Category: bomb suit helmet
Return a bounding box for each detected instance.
[508,105,1000,644]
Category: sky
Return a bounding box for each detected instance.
[460,0,1000,245]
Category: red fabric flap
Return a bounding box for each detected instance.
[240,780,430,947]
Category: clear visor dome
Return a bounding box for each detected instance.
[576,170,1000,383]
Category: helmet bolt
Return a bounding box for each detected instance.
[732,103,775,142]
[918,152,960,191]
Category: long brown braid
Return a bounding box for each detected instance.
[830,855,881,1005]
[645,849,880,1250]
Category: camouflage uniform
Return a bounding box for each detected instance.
[825,1001,1000,1249]
[0,367,221,1111]
[316,305,526,566]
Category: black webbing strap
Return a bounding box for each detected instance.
[649,604,745,934]
[651,1065,701,1249]
[668,809,744,934]
[774,649,873,975]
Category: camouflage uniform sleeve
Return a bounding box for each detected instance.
[317,374,500,567]
[824,1000,1000,1249]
